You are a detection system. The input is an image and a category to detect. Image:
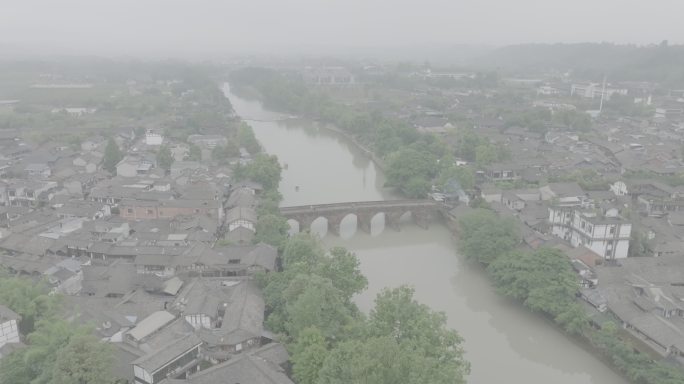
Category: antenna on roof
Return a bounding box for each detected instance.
[598,75,607,114]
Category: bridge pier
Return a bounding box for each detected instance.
[357,213,373,234]
[385,212,403,232]
[297,217,315,234]
[328,221,341,236]
[414,211,431,230]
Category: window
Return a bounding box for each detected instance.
[229,259,240,264]
[194,209,200,213]
[147,209,153,215]
[609,226,616,235]
[127,208,133,214]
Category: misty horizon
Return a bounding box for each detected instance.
[2,0,684,59]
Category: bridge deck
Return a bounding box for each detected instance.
[279,200,439,214]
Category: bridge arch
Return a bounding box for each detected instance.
[280,200,439,237]
[310,216,329,237]
[337,213,358,238]
[286,219,300,235]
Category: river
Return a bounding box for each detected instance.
[223,84,627,384]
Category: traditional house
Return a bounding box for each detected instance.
[225,207,256,244]
[132,334,202,384]
[0,305,21,350]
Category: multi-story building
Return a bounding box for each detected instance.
[3,180,58,207]
[549,207,632,260]
[570,83,628,100]
[145,129,164,146]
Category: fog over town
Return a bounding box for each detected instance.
[1,1,684,384]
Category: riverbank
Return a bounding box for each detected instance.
[224,82,630,384]
[315,122,387,171]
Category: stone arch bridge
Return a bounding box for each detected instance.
[279,200,443,236]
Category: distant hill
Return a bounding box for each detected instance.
[469,42,684,85]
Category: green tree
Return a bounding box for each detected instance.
[628,228,651,257]
[369,286,468,378]
[156,145,174,171]
[458,209,519,264]
[102,138,122,173]
[315,247,368,301]
[0,274,59,334]
[283,274,354,340]
[319,335,469,384]
[290,327,329,384]
[254,213,290,249]
[186,143,202,161]
[237,122,261,154]
[0,318,115,384]
[385,147,438,197]
[52,334,114,384]
[475,144,498,166]
[437,164,475,191]
[316,337,410,384]
[239,153,282,191]
[211,142,239,163]
[487,248,587,334]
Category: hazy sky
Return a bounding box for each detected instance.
[1,0,683,57]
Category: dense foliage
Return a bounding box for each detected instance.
[457,209,684,383]
[156,144,174,171]
[457,209,520,264]
[102,138,123,173]
[234,153,282,191]
[0,273,116,384]
[257,234,470,384]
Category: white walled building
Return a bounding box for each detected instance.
[570,83,628,101]
[549,207,632,260]
[145,130,164,146]
[0,305,20,349]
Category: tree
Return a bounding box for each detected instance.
[290,327,329,384]
[186,143,202,161]
[315,247,368,301]
[212,142,239,163]
[254,213,290,249]
[385,147,438,197]
[239,153,282,191]
[281,233,325,270]
[316,337,410,384]
[237,122,261,154]
[0,318,115,384]
[458,209,519,264]
[487,248,587,334]
[283,274,354,340]
[52,334,114,384]
[628,228,651,257]
[156,145,174,171]
[369,286,467,368]
[475,144,498,166]
[102,138,122,173]
[0,274,59,334]
[437,164,475,191]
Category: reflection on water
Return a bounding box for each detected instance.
[224,84,626,384]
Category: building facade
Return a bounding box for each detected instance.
[549,207,632,260]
